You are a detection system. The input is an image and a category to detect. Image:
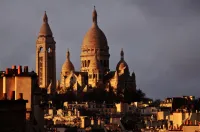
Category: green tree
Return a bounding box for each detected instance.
[151,99,161,107]
[124,88,146,103]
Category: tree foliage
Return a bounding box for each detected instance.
[151,99,161,107]
[52,87,147,105]
[123,88,146,103]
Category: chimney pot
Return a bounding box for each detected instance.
[18,93,23,100]
[18,65,22,75]
[24,66,28,73]
[3,93,7,100]
[5,68,9,74]
[10,91,15,100]
[12,65,16,69]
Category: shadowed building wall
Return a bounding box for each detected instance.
[0,93,27,132]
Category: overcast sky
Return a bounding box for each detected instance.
[0,0,200,99]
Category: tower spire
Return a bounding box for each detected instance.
[43,11,48,23]
[67,48,70,60]
[36,11,56,92]
[120,48,124,60]
[92,6,97,25]
[39,11,53,36]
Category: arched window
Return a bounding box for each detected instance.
[88,60,90,67]
[48,47,52,53]
[39,47,43,53]
[85,60,87,67]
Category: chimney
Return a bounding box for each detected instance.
[10,91,15,100]
[18,93,23,100]
[3,93,7,100]
[12,65,16,69]
[24,66,28,73]
[18,65,22,74]
[5,68,9,74]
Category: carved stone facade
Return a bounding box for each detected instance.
[80,7,110,73]
[57,7,136,94]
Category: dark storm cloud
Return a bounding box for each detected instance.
[0,0,200,99]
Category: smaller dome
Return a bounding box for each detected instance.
[39,11,53,37]
[117,60,129,72]
[62,49,75,74]
[116,49,129,73]
[118,61,127,71]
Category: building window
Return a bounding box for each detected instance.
[48,47,52,53]
[89,74,92,78]
[85,61,87,67]
[39,47,43,53]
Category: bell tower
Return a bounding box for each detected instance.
[36,11,56,93]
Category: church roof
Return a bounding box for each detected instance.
[39,11,53,37]
[82,6,108,49]
[62,49,75,73]
[116,49,129,73]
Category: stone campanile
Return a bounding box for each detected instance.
[36,11,56,93]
